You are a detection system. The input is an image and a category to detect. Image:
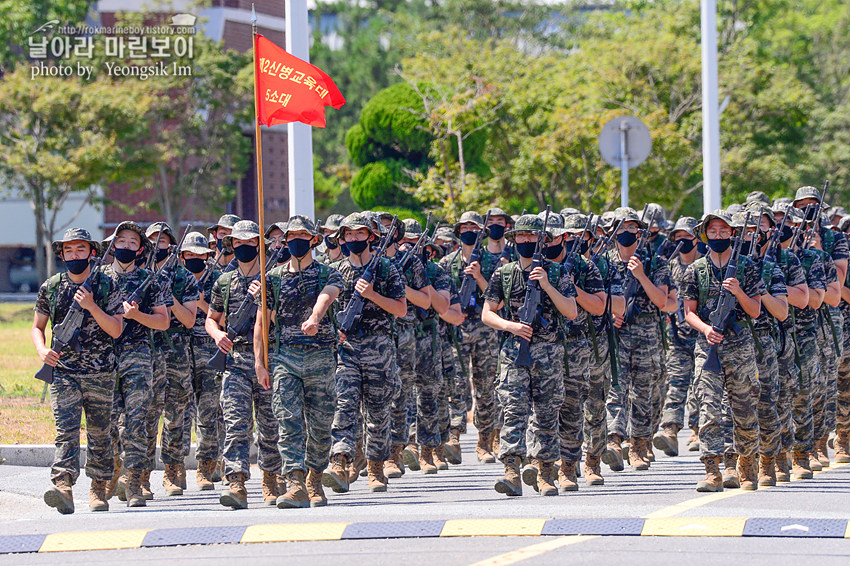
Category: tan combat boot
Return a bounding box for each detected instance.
[816,436,830,467]
[792,450,813,479]
[494,455,522,496]
[419,446,438,474]
[402,443,420,471]
[277,470,309,509]
[491,428,501,456]
[106,456,122,499]
[433,445,449,470]
[44,473,75,515]
[653,424,680,457]
[385,445,405,479]
[775,452,791,482]
[367,460,388,492]
[758,455,776,487]
[261,471,280,506]
[696,456,723,492]
[583,454,604,486]
[602,434,625,472]
[140,468,154,500]
[737,454,758,490]
[646,441,656,462]
[323,453,350,493]
[177,462,187,490]
[306,469,327,508]
[90,478,109,512]
[476,431,495,463]
[808,450,823,471]
[558,460,579,492]
[220,472,248,509]
[196,459,216,491]
[687,427,700,452]
[628,438,650,471]
[723,453,740,488]
[213,457,224,483]
[835,430,850,463]
[276,473,287,495]
[163,464,183,496]
[444,428,463,465]
[536,460,558,496]
[349,442,368,482]
[115,472,128,502]
[126,470,146,508]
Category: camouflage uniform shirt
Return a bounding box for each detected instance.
[336,256,406,335]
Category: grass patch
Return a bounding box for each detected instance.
[0,303,46,399]
[0,396,59,444]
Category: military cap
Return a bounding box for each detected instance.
[793,185,821,205]
[671,216,699,238]
[745,191,771,206]
[402,218,424,237]
[453,211,489,238]
[695,209,734,242]
[646,203,666,228]
[180,231,213,255]
[562,213,592,235]
[730,211,758,230]
[145,221,176,245]
[612,207,648,230]
[559,207,581,218]
[827,206,847,220]
[539,211,568,237]
[338,212,379,238]
[283,215,320,238]
[745,203,776,227]
[726,203,745,215]
[207,213,241,235]
[52,227,101,257]
[107,221,152,253]
[600,210,617,229]
[772,196,793,207]
[487,207,512,222]
[435,225,459,244]
[838,216,850,233]
[222,220,264,251]
[323,214,345,232]
[505,214,553,243]
[819,212,834,229]
[265,221,288,239]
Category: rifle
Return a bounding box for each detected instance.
[563,214,593,276]
[35,238,116,384]
[515,206,551,368]
[499,209,526,263]
[703,212,752,373]
[335,216,399,334]
[197,248,224,290]
[398,212,432,273]
[622,208,658,323]
[590,220,623,264]
[764,207,790,265]
[457,212,491,312]
[801,180,830,250]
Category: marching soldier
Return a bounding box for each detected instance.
[208,214,241,271]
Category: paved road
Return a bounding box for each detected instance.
[2,429,850,565]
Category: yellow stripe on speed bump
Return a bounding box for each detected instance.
[39,530,149,553]
[441,519,546,537]
[241,522,348,543]
[641,518,747,537]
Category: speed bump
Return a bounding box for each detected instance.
[744,518,847,538]
[641,518,747,537]
[241,522,348,543]
[39,529,149,552]
[441,519,546,537]
[0,534,47,554]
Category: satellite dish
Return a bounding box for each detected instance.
[598,116,652,169]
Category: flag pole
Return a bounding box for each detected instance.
[252,4,270,369]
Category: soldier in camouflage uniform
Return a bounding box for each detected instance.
[439,212,502,462]
[486,207,515,264]
[836,217,850,463]
[604,207,671,472]
[482,214,578,497]
[315,214,346,265]
[206,220,282,509]
[34,229,124,514]
[323,213,407,494]
[654,217,701,458]
[682,210,764,492]
[145,223,199,497]
[254,216,344,508]
[178,232,224,489]
[208,214,241,272]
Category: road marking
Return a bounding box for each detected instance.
[781,524,810,532]
[467,535,599,566]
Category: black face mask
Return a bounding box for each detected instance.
[154,248,170,263]
[675,239,695,254]
[516,242,536,259]
[340,242,351,257]
[422,250,431,263]
[233,244,258,263]
[184,257,206,274]
[459,231,479,246]
[740,241,753,256]
[277,246,291,263]
[804,206,817,221]
[697,241,708,255]
[780,225,794,242]
[649,231,660,240]
[288,238,312,259]
[216,238,224,252]
[543,242,563,260]
[64,257,90,275]
[579,240,590,256]
[706,238,731,253]
[324,235,339,250]
[487,224,505,240]
[616,232,638,247]
[347,239,369,255]
[114,248,138,264]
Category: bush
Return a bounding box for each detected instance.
[360,82,431,157]
[349,159,416,210]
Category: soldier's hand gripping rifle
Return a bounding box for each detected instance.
[590,219,623,264]
[703,212,752,373]
[197,248,224,290]
[514,206,551,368]
[398,212,432,273]
[563,214,593,276]
[335,216,399,334]
[35,238,116,385]
[622,208,658,323]
[499,209,526,263]
[801,180,830,250]
[458,212,491,312]
[764,206,790,265]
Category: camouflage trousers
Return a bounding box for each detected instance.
[270,343,336,475]
[459,318,500,435]
[497,337,565,463]
[752,328,782,456]
[661,330,697,430]
[693,332,760,459]
[50,371,115,483]
[331,332,397,462]
[836,315,850,433]
[390,323,417,446]
[814,318,837,440]
[441,324,469,433]
[189,335,223,462]
[157,334,193,466]
[650,320,669,436]
[412,322,443,448]
[144,342,167,469]
[776,324,800,452]
[607,315,663,440]
[111,344,153,472]
[559,335,591,464]
[220,345,281,479]
[582,332,611,458]
[793,326,819,453]
[822,307,843,435]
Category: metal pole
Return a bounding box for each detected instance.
[620,123,629,208]
[286,0,316,219]
[701,0,722,213]
[252,7,270,368]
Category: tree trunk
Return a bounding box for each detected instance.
[31,181,48,284]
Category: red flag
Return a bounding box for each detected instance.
[254,34,345,128]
